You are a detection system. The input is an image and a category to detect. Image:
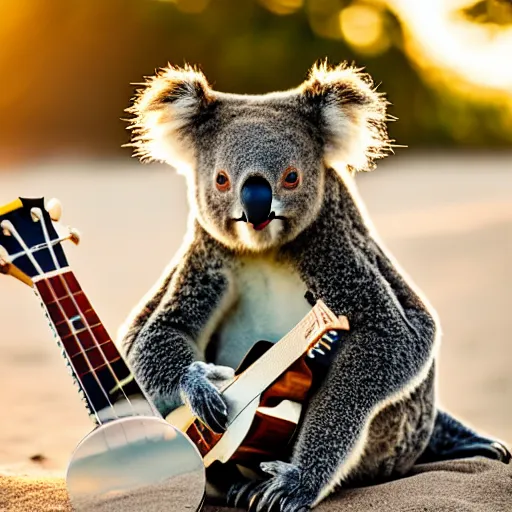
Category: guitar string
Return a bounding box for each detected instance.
[36,211,157,448]
[3,215,142,444]
[35,208,143,423]
[219,308,318,428]
[1,218,108,425]
[202,307,336,465]
[218,304,343,431]
[34,283,104,425]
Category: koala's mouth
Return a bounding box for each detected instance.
[234,211,285,231]
[253,220,271,231]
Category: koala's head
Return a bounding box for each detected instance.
[128,62,390,252]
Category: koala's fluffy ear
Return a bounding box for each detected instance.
[127,65,213,171]
[300,62,391,172]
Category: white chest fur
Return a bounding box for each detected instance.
[213,257,311,369]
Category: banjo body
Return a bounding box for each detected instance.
[0,197,205,511]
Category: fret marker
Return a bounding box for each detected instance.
[69,315,85,332]
[110,374,135,395]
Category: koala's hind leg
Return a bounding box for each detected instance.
[417,410,511,464]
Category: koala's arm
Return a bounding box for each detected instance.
[236,238,437,510]
[121,243,236,431]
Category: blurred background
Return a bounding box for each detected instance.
[2,0,512,161]
[0,0,510,474]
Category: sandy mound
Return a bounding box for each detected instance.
[1,458,511,512]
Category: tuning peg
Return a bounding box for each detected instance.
[30,208,42,222]
[46,198,62,222]
[1,220,12,237]
[69,227,80,245]
[0,245,8,264]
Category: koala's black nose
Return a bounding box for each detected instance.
[241,177,272,226]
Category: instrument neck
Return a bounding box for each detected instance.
[34,269,159,425]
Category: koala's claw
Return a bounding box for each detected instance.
[189,381,228,433]
[227,480,262,509]
[228,462,314,512]
[180,361,230,433]
[492,441,512,463]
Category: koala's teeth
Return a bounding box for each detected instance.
[233,212,247,222]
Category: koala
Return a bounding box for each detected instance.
[118,62,510,511]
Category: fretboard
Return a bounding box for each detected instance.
[34,269,158,424]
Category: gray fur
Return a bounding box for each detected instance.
[120,62,509,511]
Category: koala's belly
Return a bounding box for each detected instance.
[212,258,311,369]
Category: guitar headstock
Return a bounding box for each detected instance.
[0,198,80,286]
[305,300,350,342]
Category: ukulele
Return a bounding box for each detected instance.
[167,294,350,469]
[0,197,205,512]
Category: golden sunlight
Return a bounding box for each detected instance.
[259,0,304,16]
[386,0,512,93]
[339,3,390,55]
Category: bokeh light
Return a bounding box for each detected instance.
[386,0,512,93]
[339,3,391,55]
[258,0,304,16]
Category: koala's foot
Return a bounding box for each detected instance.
[179,361,234,433]
[418,410,511,465]
[419,439,511,464]
[227,461,315,512]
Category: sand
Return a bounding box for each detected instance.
[68,472,204,512]
[1,457,511,511]
[0,152,510,510]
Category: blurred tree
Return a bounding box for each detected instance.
[461,0,512,25]
[0,0,510,165]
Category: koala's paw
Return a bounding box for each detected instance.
[202,362,235,390]
[179,361,232,433]
[227,461,315,511]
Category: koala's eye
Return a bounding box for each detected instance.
[282,167,300,190]
[216,171,230,191]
